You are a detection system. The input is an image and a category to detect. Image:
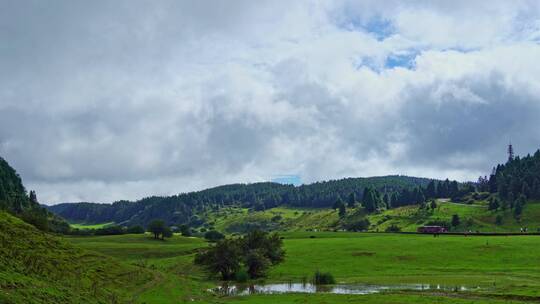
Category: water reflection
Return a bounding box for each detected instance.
[212,282,479,296]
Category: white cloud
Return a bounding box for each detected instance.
[1,1,540,203]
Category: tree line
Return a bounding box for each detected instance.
[477,149,540,219]
[47,175,438,229]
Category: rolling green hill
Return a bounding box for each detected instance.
[194,196,540,234]
[0,211,152,304]
[47,175,440,228]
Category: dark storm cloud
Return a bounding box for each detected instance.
[399,71,540,172]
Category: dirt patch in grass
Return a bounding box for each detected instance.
[396,255,416,261]
[352,251,376,257]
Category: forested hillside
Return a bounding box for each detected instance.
[476,149,540,219]
[0,157,68,232]
[48,175,449,227]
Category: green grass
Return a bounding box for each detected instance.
[8,199,540,303]
[271,232,540,293]
[223,293,531,304]
[66,233,214,303]
[0,212,152,304]
[202,200,540,234]
[61,229,540,303]
[69,222,114,229]
[369,200,540,233]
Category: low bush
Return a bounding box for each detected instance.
[385,224,401,232]
[313,270,335,285]
[204,230,225,242]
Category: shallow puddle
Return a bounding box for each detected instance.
[212,282,479,296]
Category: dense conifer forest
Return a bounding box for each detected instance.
[48,175,468,228]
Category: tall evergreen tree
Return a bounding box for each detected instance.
[347,193,356,208]
[425,180,436,199]
[338,203,347,218]
[362,187,378,213]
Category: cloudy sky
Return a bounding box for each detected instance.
[1,1,540,204]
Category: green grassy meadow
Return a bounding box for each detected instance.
[61,231,540,303]
[5,201,540,303]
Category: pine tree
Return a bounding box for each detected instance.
[425,181,436,199]
[449,181,459,198]
[347,193,356,208]
[383,193,390,208]
[514,200,523,219]
[29,190,38,204]
[338,203,346,218]
[362,187,377,213]
[533,178,540,199]
[488,197,500,211]
[332,196,343,210]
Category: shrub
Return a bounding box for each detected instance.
[95,225,126,235]
[313,270,335,285]
[271,215,282,222]
[345,218,370,232]
[234,268,249,283]
[451,214,460,227]
[495,214,503,226]
[126,225,145,234]
[179,224,192,237]
[385,224,401,232]
[204,230,225,242]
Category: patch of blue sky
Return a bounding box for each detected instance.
[353,56,383,72]
[271,175,302,186]
[337,14,394,41]
[364,17,395,41]
[384,51,419,69]
[352,50,418,72]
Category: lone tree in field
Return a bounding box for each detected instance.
[147,219,172,240]
[195,230,285,281]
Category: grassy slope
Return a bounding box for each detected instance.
[69,222,114,229]
[202,200,540,234]
[67,233,213,303]
[369,200,540,232]
[79,199,540,234]
[0,212,153,304]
